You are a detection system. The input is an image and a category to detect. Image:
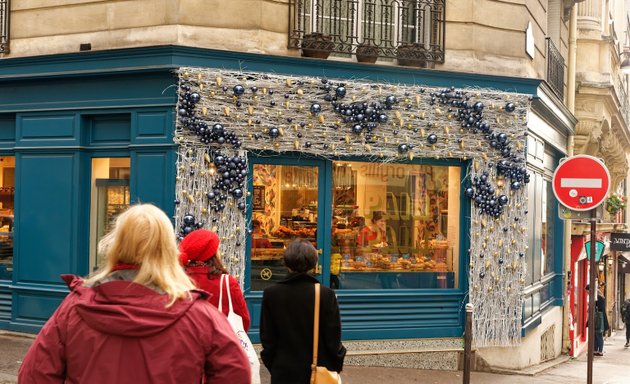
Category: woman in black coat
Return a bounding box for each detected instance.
[260,239,346,384]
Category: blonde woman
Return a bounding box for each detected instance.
[18,203,250,384]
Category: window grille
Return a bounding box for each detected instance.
[289,0,445,65]
[545,38,564,100]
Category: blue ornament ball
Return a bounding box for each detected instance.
[183,214,195,225]
[310,103,322,114]
[505,102,516,112]
[427,134,438,144]
[233,85,245,96]
[335,86,347,98]
[268,127,280,138]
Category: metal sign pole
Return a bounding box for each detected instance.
[587,209,596,384]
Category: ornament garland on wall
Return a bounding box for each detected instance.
[175,67,532,347]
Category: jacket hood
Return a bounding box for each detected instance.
[61,274,207,338]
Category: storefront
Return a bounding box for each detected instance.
[0,47,565,352]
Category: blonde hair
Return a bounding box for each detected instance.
[85,203,195,306]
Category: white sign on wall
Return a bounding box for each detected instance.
[526,22,535,59]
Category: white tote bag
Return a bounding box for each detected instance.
[219,274,261,384]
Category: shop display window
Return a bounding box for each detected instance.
[0,156,14,281]
[250,164,319,290]
[331,161,460,289]
[89,158,130,271]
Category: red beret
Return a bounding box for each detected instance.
[179,229,220,264]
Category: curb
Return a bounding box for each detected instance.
[0,330,36,340]
[485,355,571,376]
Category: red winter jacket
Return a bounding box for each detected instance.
[18,274,251,384]
[185,267,251,331]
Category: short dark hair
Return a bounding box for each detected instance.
[283,239,318,273]
[372,210,384,222]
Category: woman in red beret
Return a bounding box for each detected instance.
[179,229,251,331]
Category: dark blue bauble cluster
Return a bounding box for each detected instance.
[429,86,530,217]
[496,159,530,189]
[177,84,241,149]
[195,123,242,148]
[178,84,201,126]
[430,87,489,134]
[207,151,248,214]
[178,213,204,240]
[330,100,392,139]
[466,171,509,218]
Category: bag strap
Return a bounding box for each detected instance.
[218,274,225,312]
[218,274,235,314]
[312,283,320,374]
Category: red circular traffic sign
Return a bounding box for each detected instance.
[552,155,610,211]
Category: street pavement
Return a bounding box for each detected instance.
[1,330,630,383]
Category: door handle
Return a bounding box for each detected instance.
[315,264,322,274]
[317,248,323,254]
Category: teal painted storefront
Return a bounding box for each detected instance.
[0,46,561,341]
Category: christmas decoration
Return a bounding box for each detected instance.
[175,67,532,347]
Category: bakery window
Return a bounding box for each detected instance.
[0,156,14,281]
[330,161,460,289]
[89,158,130,271]
[250,164,319,291]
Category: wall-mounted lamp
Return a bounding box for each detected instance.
[621,46,630,74]
[598,262,605,271]
[608,257,614,266]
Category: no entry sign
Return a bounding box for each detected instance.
[552,155,610,211]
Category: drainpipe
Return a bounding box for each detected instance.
[562,5,578,355]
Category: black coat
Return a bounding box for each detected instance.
[260,273,346,384]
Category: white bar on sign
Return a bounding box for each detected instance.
[560,178,602,188]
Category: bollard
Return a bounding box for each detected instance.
[463,303,474,384]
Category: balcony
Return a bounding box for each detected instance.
[289,0,445,66]
[546,38,564,100]
[0,0,7,54]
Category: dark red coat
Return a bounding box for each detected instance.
[185,267,251,331]
[18,274,251,384]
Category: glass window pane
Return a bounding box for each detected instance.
[90,158,130,272]
[331,161,460,289]
[250,164,319,291]
[543,180,555,275]
[0,156,14,281]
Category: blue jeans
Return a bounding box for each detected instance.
[595,332,604,353]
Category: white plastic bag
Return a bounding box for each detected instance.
[219,274,261,384]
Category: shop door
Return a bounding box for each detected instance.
[248,158,330,291]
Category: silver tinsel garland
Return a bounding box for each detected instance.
[175,67,531,346]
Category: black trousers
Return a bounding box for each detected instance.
[626,323,630,343]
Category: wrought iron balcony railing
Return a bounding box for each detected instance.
[0,0,8,54]
[545,38,564,100]
[289,0,445,65]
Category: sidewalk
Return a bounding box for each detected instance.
[2,330,630,383]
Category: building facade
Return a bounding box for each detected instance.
[567,0,630,357]
[0,0,586,370]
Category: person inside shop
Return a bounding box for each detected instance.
[18,203,250,383]
[586,284,609,356]
[179,229,251,331]
[357,210,388,249]
[252,219,272,248]
[260,239,346,383]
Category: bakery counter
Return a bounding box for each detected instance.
[336,271,455,289]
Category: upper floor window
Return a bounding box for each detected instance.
[0,0,8,54]
[289,0,445,66]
